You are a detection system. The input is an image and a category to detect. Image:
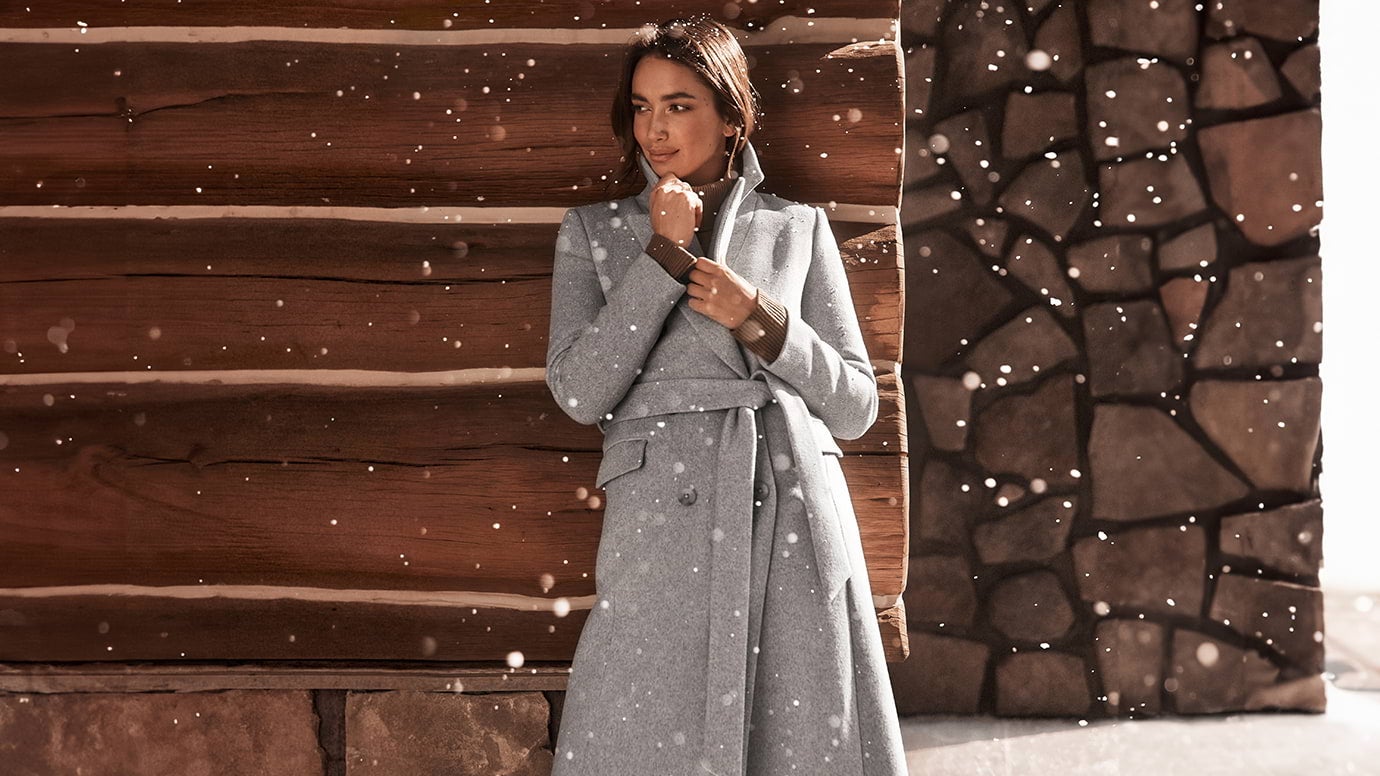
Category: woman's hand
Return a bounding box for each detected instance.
[685,256,758,329]
[649,173,702,249]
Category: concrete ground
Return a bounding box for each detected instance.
[900,590,1380,776]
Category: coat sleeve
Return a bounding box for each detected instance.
[545,207,689,425]
[756,206,879,440]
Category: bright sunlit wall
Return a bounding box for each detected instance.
[1318,0,1380,594]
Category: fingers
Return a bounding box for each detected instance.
[686,265,711,286]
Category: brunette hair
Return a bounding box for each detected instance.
[602,15,761,198]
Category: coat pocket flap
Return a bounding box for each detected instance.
[811,418,843,456]
[595,438,647,489]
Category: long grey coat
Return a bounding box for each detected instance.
[545,139,906,776]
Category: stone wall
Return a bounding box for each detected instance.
[888,0,1326,716]
[0,689,557,775]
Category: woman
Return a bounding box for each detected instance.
[545,15,907,776]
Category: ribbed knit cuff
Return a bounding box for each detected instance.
[644,233,698,282]
[731,289,789,363]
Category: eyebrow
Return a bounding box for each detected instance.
[630,91,699,102]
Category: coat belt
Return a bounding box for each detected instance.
[600,377,854,776]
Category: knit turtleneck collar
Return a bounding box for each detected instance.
[688,153,743,226]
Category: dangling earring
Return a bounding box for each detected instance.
[725,126,743,179]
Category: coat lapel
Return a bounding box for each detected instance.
[626,140,769,379]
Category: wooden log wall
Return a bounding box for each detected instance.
[0,1,907,683]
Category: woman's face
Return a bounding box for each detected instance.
[630,55,736,186]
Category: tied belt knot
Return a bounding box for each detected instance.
[596,376,854,776]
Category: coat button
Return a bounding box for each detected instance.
[754,481,769,500]
[678,486,697,506]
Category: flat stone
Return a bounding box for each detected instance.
[1159,275,1210,348]
[1033,2,1083,83]
[1220,499,1323,577]
[901,0,948,38]
[1167,630,1280,714]
[1280,43,1320,103]
[904,181,965,225]
[1094,619,1165,715]
[941,0,1028,108]
[1192,255,1322,369]
[0,691,322,776]
[974,495,1077,565]
[1159,222,1217,273]
[1072,523,1206,617]
[1098,152,1206,228]
[1209,574,1325,673]
[917,458,990,545]
[1244,674,1327,712]
[1068,234,1155,293]
[989,570,1076,641]
[1086,58,1190,160]
[904,553,978,627]
[934,109,997,205]
[995,651,1091,716]
[964,306,1079,389]
[1089,404,1251,520]
[347,691,551,775]
[964,215,1009,257]
[1082,299,1183,397]
[887,631,990,715]
[1197,37,1282,110]
[1207,0,1320,42]
[1007,234,1078,318]
[1198,109,1322,246]
[911,374,972,451]
[905,44,941,180]
[906,229,1016,369]
[994,481,1026,505]
[1088,0,1199,61]
[1002,90,1079,159]
[998,150,1090,242]
[974,375,1079,487]
[1189,378,1322,492]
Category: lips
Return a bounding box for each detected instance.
[647,149,677,161]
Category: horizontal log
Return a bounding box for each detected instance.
[4,1,898,30]
[0,218,900,373]
[0,596,907,666]
[0,373,902,456]
[0,378,905,596]
[0,594,583,662]
[0,42,901,207]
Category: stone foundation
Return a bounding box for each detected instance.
[0,689,554,775]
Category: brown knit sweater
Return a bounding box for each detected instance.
[642,158,789,363]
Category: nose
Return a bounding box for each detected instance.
[649,109,669,137]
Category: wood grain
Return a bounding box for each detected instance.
[0,594,908,668]
[0,218,900,373]
[0,0,910,670]
[3,1,899,30]
[0,42,901,207]
[0,377,905,594]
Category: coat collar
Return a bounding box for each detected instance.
[627,139,766,378]
[633,138,764,263]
